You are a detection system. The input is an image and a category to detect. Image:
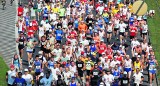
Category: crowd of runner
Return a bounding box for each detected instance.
[5,0,158,86]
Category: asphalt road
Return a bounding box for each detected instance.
[19,0,155,86]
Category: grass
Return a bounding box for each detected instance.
[0,57,9,86]
[145,0,160,79]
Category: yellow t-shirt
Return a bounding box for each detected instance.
[112,9,119,14]
[46,5,51,11]
[118,3,124,9]
[52,7,59,13]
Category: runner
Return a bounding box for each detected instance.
[6,65,17,86]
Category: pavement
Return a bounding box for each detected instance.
[15,0,157,86]
[0,0,17,66]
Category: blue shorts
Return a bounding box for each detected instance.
[149,70,156,74]
[124,68,132,72]
[26,51,33,53]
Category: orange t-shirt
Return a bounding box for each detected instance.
[78,24,88,33]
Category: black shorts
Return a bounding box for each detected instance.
[18,45,24,50]
[142,33,147,35]
[86,70,90,76]
[114,28,119,31]
[107,32,112,34]
[130,36,135,39]
[119,32,125,36]
[35,72,41,76]
[78,70,83,77]
[8,84,14,86]
[56,40,61,44]
[44,49,51,54]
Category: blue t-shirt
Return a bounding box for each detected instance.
[40,77,52,86]
[74,20,79,28]
[14,78,26,86]
[55,29,63,40]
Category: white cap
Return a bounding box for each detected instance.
[89,27,92,29]
[138,55,141,57]
[124,71,127,74]
[96,22,98,24]
[135,53,138,56]
[28,65,32,68]
[102,52,105,55]
[38,51,43,55]
[24,69,28,72]
[40,72,44,76]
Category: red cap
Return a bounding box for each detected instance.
[62,62,66,65]
[10,64,15,68]
[81,51,84,55]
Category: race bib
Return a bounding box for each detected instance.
[36,66,40,69]
[57,33,61,36]
[93,72,98,75]
[123,80,128,84]
[19,42,23,45]
[89,21,92,23]
[78,64,82,67]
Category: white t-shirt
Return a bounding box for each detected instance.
[49,13,57,21]
[44,23,51,31]
[63,71,72,85]
[131,40,140,48]
[142,24,148,33]
[124,59,132,68]
[69,65,77,76]
[119,23,126,32]
[102,74,114,86]
[52,49,62,61]
[51,67,60,80]
[97,6,104,15]
[22,74,33,86]
[110,60,120,68]
[7,70,16,85]
[40,77,53,86]
[133,72,143,84]
[40,20,46,26]
[39,27,44,37]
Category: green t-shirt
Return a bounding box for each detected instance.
[59,8,65,17]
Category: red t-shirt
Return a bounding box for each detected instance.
[17,7,23,16]
[104,7,109,12]
[116,56,123,62]
[32,20,38,31]
[98,44,107,54]
[70,31,77,39]
[28,27,34,37]
[105,48,112,55]
[130,27,137,36]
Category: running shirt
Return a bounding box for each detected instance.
[149,60,156,70]
[14,78,26,86]
[55,29,63,41]
[125,59,132,68]
[7,70,16,85]
[85,60,94,70]
[70,82,76,86]
[76,61,84,70]
[34,60,41,73]
[107,24,113,32]
[48,60,55,69]
[40,77,53,86]
[90,45,96,53]
[22,74,33,86]
[19,37,25,46]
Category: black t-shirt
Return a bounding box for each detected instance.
[76,61,84,70]
[57,23,62,28]
[86,33,92,40]
[91,69,101,80]
[120,77,129,86]
[68,21,73,26]
[86,17,94,26]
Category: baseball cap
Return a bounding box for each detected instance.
[10,64,15,68]
[92,52,96,56]
[28,65,32,68]
[24,69,28,72]
[102,52,105,55]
